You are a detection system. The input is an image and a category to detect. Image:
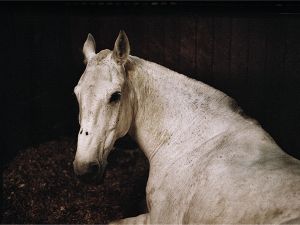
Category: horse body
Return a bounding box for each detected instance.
[74,31,300,224]
[124,56,300,224]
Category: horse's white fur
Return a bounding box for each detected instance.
[74,32,300,224]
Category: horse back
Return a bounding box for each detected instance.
[147,124,300,224]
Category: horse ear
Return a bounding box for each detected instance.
[83,33,96,63]
[112,30,130,65]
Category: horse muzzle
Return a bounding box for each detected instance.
[73,160,106,184]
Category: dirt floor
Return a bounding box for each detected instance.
[2,137,149,224]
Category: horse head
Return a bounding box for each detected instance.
[73,31,134,183]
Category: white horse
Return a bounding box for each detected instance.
[73,30,300,224]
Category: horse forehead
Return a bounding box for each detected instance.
[85,63,112,81]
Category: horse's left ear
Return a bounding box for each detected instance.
[112,30,130,65]
[83,33,96,64]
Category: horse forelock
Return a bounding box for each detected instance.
[95,49,111,63]
[84,49,111,66]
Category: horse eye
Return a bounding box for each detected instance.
[109,91,121,103]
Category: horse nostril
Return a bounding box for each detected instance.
[86,131,88,136]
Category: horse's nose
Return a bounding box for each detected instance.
[73,161,101,182]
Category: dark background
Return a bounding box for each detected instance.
[2,1,300,168]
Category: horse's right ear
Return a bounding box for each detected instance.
[83,33,96,64]
[112,30,130,65]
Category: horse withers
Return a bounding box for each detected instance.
[73,30,300,224]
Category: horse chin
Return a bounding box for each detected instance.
[78,167,107,185]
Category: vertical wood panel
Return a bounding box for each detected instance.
[196,16,214,84]
[2,6,33,162]
[247,17,267,115]
[68,10,91,77]
[285,18,300,80]
[264,17,286,96]
[90,13,124,52]
[123,14,147,60]
[212,16,232,92]
[263,16,287,144]
[230,17,249,99]
[164,15,181,72]
[144,14,165,64]
[91,15,115,51]
[55,8,78,136]
[9,8,34,147]
[179,14,197,78]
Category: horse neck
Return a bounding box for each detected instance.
[126,56,249,164]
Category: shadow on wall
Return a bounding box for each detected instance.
[2,3,300,167]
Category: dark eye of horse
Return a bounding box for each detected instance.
[109,91,121,103]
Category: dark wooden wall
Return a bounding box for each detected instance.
[2,3,300,165]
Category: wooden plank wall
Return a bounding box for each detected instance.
[2,4,300,164]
